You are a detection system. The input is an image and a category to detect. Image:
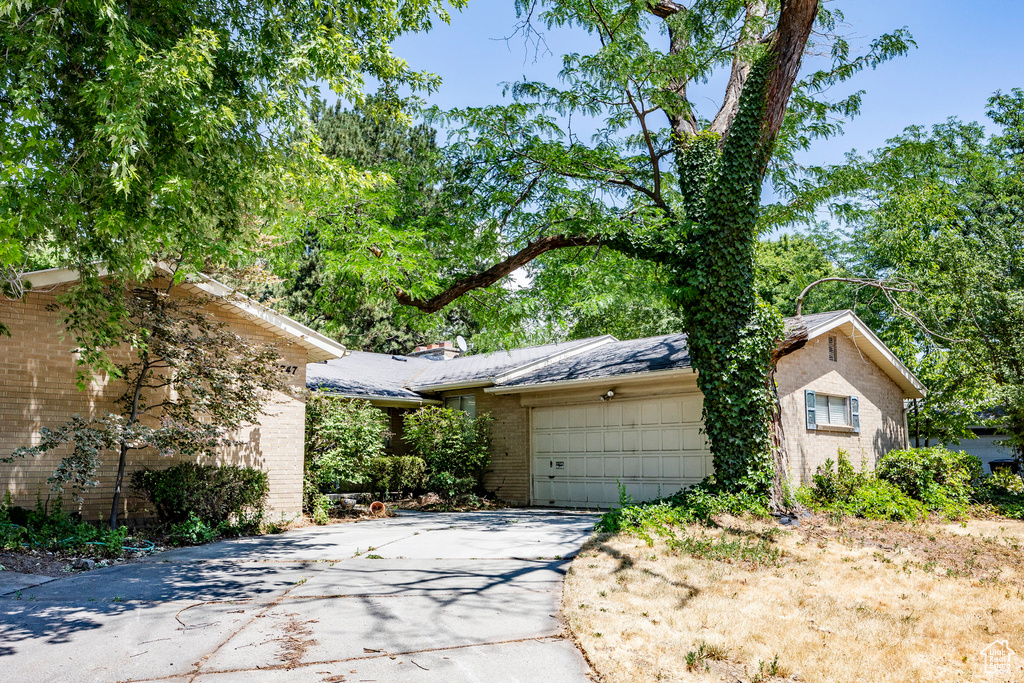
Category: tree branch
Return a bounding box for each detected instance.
[393,235,601,313]
[709,0,768,136]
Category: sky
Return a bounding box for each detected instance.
[387,0,1024,169]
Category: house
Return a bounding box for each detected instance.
[308,310,926,507]
[946,409,1018,474]
[0,267,348,522]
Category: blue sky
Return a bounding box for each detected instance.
[389,1,1024,167]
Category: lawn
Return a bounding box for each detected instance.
[564,515,1024,682]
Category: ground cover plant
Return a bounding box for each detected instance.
[566,514,1024,682]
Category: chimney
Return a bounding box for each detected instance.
[409,341,461,361]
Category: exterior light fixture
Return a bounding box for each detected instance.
[600,390,615,401]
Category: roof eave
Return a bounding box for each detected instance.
[486,366,697,395]
[804,310,927,399]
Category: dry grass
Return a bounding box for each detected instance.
[564,514,1024,682]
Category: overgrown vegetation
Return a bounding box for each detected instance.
[402,406,492,501]
[131,462,268,544]
[597,483,771,537]
[0,492,135,557]
[304,396,390,514]
[797,447,1024,522]
[365,456,427,500]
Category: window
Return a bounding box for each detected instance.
[828,335,837,362]
[815,393,849,426]
[444,394,476,418]
[805,390,860,432]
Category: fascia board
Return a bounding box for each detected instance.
[485,366,697,395]
[315,391,442,407]
[806,310,927,399]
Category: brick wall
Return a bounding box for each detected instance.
[0,284,307,523]
[776,330,907,483]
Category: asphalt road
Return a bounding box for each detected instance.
[0,509,598,682]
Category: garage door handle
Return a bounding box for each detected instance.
[548,475,555,479]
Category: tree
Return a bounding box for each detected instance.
[790,90,1024,453]
[317,0,910,502]
[256,99,484,353]
[0,0,465,337]
[3,276,290,528]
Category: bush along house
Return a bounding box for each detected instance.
[308,310,926,508]
[0,267,348,523]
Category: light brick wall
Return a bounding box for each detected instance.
[0,284,307,523]
[776,330,907,483]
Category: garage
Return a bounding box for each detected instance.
[531,393,712,508]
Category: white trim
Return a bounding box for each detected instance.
[493,336,618,383]
[179,275,347,363]
[316,391,442,408]
[486,366,698,395]
[805,310,927,399]
[408,379,493,393]
[20,265,348,363]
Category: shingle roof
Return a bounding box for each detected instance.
[407,337,609,389]
[496,333,691,387]
[305,309,922,399]
[306,351,431,401]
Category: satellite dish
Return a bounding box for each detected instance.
[455,335,468,353]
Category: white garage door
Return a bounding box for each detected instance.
[531,394,712,508]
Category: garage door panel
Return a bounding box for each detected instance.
[603,457,622,477]
[552,409,569,428]
[641,402,661,424]
[683,456,705,479]
[552,433,570,452]
[663,458,680,478]
[534,408,553,430]
[586,406,603,427]
[567,457,586,477]
[682,395,702,422]
[642,429,661,451]
[568,433,586,452]
[586,458,603,477]
[622,456,641,477]
[604,432,622,452]
[622,431,639,451]
[642,457,661,477]
[662,429,681,451]
[662,399,682,424]
[682,427,703,451]
[534,434,551,453]
[586,432,603,452]
[605,404,622,426]
[622,404,639,426]
[569,407,586,428]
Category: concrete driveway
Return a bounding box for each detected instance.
[0,509,598,682]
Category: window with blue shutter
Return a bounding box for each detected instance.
[805,390,816,430]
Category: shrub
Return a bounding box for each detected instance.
[839,478,925,522]
[131,462,268,529]
[877,447,981,516]
[403,406,492,499]
[809,449,866,505]
[974,470,1024,519]
[305,396,390,503]
[169,514,219,546]
[365,456,427,499]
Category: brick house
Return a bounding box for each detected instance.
[0,267,348,522]
[308,310,926,507]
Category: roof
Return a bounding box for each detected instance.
[21,266,348,363]
[495,333,691,387]
[306,351,436,406]
[407,336,614,390]
[304,309,926,401]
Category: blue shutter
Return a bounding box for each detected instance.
[805,390,817,430]
[850,395,860,433]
